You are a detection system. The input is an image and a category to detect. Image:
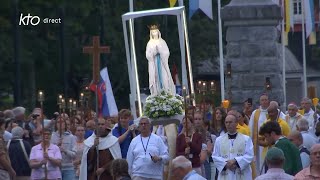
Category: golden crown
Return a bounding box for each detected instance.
[148,24,159,30]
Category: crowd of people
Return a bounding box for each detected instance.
[0,95,319,180]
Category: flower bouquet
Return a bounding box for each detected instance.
[144,90,184,125]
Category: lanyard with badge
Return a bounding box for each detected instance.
[141,135,151,162]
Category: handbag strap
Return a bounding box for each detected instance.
[18,140,30,165]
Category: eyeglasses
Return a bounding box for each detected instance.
[139,123,150,126]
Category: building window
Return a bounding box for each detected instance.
[293,0,302,15]
[293,0,302,23]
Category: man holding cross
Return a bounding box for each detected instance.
[81,35,120,180]
[80,118,121,180]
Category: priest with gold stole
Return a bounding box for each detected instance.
[212,114,254,180]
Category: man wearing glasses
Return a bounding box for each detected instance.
[127,117,169,180]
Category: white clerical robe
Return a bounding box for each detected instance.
[212,133,254,180]
[285,113,303,131]
[79,132,122,180]
[303,109,319,137]
[249,107,267,174]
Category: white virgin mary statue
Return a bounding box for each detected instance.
[146,25,176,96]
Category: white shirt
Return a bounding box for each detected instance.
[127,133,169,179]
[3,131,12,142]
[285,113,303,132]
[183,170,206,180]
[299,147,310,168]
[300,131,317,151]
[303,109,319,135]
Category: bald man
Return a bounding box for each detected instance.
[269,101,286,119]
[264,103,290,137]
[295,144,320,179]
[288,131,310,168]
[172,156,206,180]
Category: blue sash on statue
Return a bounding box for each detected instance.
[156,53,163,89]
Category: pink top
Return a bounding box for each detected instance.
[30,143,62,180]
[294,166,320,180]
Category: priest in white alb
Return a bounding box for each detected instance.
[212,114,254,180]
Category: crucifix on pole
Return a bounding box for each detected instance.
[83,36,110,84]
[83,35,110,180]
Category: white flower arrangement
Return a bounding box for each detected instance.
[144,90,184,119]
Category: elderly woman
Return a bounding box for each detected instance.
[7,126,32,180]
[29,128,62,180]
[126,117,169,180]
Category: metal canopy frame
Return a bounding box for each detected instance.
[122,6,194,118]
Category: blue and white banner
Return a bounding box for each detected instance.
[189,0,213,20]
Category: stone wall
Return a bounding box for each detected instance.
[221,0,284,108]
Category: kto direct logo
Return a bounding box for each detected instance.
[19,13,61,26]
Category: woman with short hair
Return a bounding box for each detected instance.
[29,128,62,180]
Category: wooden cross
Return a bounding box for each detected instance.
[83,36,110,84]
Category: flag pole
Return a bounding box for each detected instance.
[218,0,225,101]
[302,1,308,97]
[281,0,287,108]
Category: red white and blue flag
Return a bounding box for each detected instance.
[90,67,118,117]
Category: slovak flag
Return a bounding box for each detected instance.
[90,67,118,117]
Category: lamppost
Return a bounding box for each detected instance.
[72,100,77,129]
[196,80,216,113]
[60,98,66,138]
[57,94,63,114]
[68,98,73,118]
[79,92,85,126]
[226,63,232,102]
[265,77,272,92]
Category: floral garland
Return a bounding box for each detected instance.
[144,90,184,119]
